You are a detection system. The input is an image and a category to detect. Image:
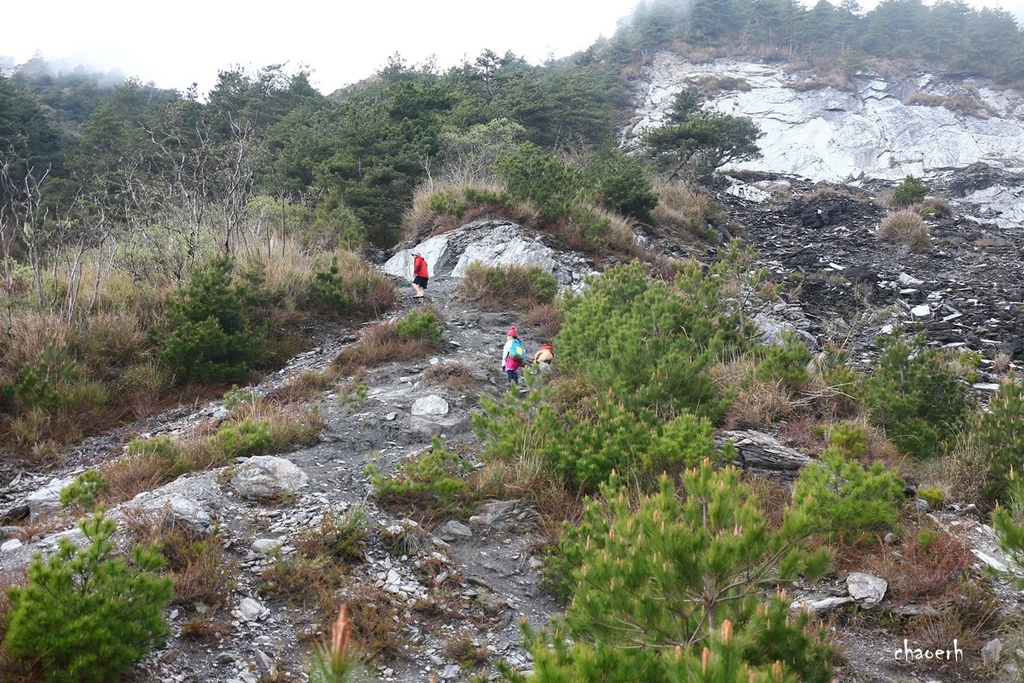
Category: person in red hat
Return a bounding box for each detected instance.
[533,341,554,373]
[501,326,526,388]
[411,252,429,298]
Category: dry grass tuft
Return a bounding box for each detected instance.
[860,514,973,605]
[445,631,491,667]
[878,210,931,252]
[127,514,238,608]
[332,322,440,375]
[553,206,639,257]
[522,303,564,340]
[722,377,795,430]
[651,181,715,242]
[931,431,987,505]
[421,361,480,394]
[264,369,338,404]
[402,181,522,242]
[344,584,409,661]
[469,455,584,548]
[920,197,954,218]
[456,262,557,313]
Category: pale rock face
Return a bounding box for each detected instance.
[630,53,1024,228]
[229,456,308,500]
[411,395,450,416]
[25,476,77,521]
[384,219,595,289]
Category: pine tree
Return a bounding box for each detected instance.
[4,514,173,683]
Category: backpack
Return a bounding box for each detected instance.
[509,338,525,362]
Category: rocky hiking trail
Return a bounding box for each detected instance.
[0,258,562,683]
[4,189,1024,682]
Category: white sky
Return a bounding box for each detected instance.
[5,0,1023,98]
[3,0,640,96]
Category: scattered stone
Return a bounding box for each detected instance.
[981,638,1003,665]
[25,476,76,521]
[129,493,213,532]
[437,520,473,541]
[847,572,887,607]
[411,395,450,416]
[235,597,267,622]
[469,499,539,532]
[251,538,284,555]
[229,456,308,500]
[792,596,855,613]
[717,430,811,478]
[888,604,941,618]
[1,539,22,552]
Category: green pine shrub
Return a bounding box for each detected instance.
[754,331,814,393]
[59,469,110,510]
[157,255,267,384]
[534,462,834,683]
[365,438,474,516]
[475,390,724,494]
[891,175,930,208]
[310,190,366,251]
[126,436,189,477]
[918,487,945,508]
[976,375,1024,509]
[826,421,869,457]
[306,253,398,320]
[495,143,583,223]
[556,248,757,422]
[210,418,275,459]
[13,341,80,413]
[223,384,256,409]
[583,149,658,222]
[3,515,173,683]
[308,256,352,314]
[792,448,905,543]
[858,336,974,459]
[992,469,1024,586]
[393,309,444,345]
[427,185,513,220]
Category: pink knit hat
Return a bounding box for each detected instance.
[508,326,517,337]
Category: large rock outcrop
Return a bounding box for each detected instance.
[629,53,1024,229]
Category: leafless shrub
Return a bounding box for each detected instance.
[860,514,971,604]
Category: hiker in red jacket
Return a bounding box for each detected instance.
[411,252,429,298]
